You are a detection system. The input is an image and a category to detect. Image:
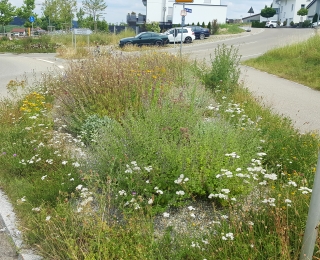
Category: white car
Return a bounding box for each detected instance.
[164,27,195,43]
[312,22,320,28]
[265,20,278,28]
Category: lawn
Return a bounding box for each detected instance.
[0,39,319,259]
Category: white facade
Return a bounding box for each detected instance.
[267,0,312,25]
[145,0,227,25]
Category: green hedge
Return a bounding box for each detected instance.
[251,21,266,28]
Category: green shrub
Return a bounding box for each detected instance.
[252,21,266,28]
[303,20,311,28]
[145,22,161,33]
[211,19,219,34]
[207,21,211,32]
[200,44,240,91]
[80,114,116,144]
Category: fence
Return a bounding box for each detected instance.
[108,23,174,35]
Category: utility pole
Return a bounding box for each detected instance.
[300,152,320,259]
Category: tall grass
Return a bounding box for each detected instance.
[243,35,320,90]
[216,24,245,35]
[0,30,136,54]
[0,42,319,259]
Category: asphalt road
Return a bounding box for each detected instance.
[166,27,316,61]
[0,53,65,97]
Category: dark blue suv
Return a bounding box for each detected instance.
[186,26,210,40]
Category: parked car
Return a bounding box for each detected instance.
[186,26,210,40]
[163,27,195,43]
[119,32,169,47]
[312,21,320,28]
[265,20,278,28]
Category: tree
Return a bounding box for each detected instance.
[297,7,308,17]
[42,0,60,29]
[201,21,205,28]
[58,0,76,30]
[207,21,211,31]
[297,7,308,27]
[82,0,107,32]
[76,7,85,28]
[42,0,76,30]
[0,0,16,33]
[261,4,276,20]
[17,0,35,27]
[145,21,160,33]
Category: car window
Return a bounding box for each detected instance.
[168,29,174,34]
[140,33,151,38]
[135,32,145,38]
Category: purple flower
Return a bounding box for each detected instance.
[132,191,137,196]
[2,152,6,155]
[13,154,17,157]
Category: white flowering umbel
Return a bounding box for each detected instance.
[76,185,93,213]
[208,188,231,200]
[262,198,276,207]
[174,174,189,184]
[222,232,234,241]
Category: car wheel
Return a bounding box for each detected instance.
[125,42,133,46]
[270,25,274,28]
[199,33,205,40]
[184,36,192,44]
[155,41,162,46]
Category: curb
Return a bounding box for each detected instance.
[0,189,42,260]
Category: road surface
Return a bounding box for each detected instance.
[0,53,65,97]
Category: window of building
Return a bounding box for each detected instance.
[291,4,294,11]
[285,0,287,5]
[283,12,286,18]
[301,4,305,8]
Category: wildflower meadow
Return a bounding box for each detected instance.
[0,44,319,259]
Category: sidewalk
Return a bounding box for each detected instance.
[241,65,320,134]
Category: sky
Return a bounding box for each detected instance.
[10,0,273,24]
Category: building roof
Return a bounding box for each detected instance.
[307,0,317,9]
[11,28,25,33]
[242,13,261,19]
